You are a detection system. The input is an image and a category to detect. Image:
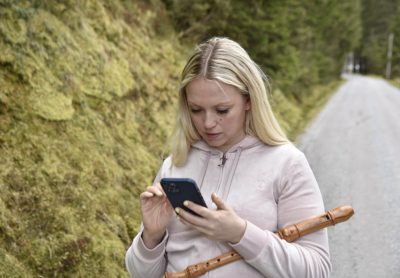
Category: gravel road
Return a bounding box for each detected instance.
[298,75,400,278]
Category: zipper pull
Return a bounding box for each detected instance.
[218,153,227,167]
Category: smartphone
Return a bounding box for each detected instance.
[160,178,207,217]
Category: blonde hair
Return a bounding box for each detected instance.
[170,37,288,166]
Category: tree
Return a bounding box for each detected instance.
[389,6,400,77]
[360,0,400,75]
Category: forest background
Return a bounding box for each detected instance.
[1,0,400,276]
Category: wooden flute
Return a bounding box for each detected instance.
[164,205,354,278]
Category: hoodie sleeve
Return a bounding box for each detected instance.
[125,164,170,278]
[229,152,332,278]
[125,230,168,278]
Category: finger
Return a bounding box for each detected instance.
[140,191,154,199]
[211,193,229,211]
[155,183,166,195]
[175,206,207,227]
[183,200,210,218]
[177,216,212,236]
[146,185,163,197]
[177,215,197,229]
[163,200,173,210]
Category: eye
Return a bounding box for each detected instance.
[190,108,202,114]
[216,108,229,115]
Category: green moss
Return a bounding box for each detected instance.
[0,10,27,44]
[0,248,32,277]
[0,0,341,276]
[0,40,15,63]
[0,0,182,276]
[31,91,75,120]
[270,88,302,139]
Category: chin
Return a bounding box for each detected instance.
[205,140,223,148]
[210,142,228,151]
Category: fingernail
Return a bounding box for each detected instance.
[183,201,189,207]
[175,207,180,214]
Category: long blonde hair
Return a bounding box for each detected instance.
[170,37,288,166]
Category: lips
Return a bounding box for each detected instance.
[205,132,222,140]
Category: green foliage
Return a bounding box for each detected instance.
[162,0,232,41]
[162,0,362,100]
[360,0,400,75]
[390,6,400,77]
[310,1,362,79]
[0,0,355,276]
[0,0,182,276]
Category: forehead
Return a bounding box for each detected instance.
[186,78,242,105]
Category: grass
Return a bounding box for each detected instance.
[390,77,400,88]
[271,81,342,142]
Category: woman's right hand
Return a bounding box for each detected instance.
[140,183,173,249]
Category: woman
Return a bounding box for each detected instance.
[125,37,331,277]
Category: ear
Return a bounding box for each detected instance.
[245,96,251,111]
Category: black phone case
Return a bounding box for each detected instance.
[160,178,207,216]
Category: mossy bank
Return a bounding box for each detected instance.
[0,0,184,276]
[1,0,340,277]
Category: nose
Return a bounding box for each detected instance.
[204,112,217,129]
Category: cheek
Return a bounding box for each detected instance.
[190,115,202,127]
[219,117,235,128]
[223,112,246,129]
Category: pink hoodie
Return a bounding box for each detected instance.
[125,136,331,277]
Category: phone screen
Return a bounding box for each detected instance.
[160,178,207,216]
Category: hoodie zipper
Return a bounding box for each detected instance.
[215,153,227,195]
[218,153,227,167]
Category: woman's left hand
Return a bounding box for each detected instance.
[175,193,246,244]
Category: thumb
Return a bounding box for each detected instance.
[212,193,229,211]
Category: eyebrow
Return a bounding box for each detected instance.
[187,101,233,107]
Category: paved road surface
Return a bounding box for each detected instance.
[298,75,400,278]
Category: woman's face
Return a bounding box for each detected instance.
[186,77,250,152]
